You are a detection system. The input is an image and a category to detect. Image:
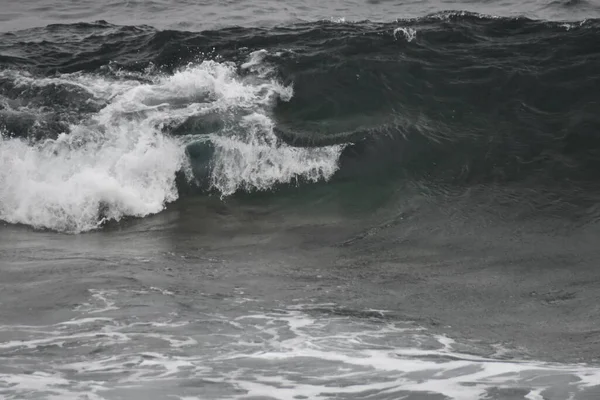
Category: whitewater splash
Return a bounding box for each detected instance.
[0,71,184,233]
[0,52,344,232]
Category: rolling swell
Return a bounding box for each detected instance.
[0,13,599,231]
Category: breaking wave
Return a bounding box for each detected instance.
[1,14,599,232]
[0,55,343,232]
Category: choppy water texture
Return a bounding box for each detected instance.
[3,0,600,31]
[1,0,600,399]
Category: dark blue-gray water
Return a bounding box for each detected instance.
[2,1,600,399]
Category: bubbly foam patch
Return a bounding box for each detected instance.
[0,53,344,232]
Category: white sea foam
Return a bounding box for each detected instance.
[240,49,268,71]
[560,20,588,31]
[1,288,599,399]
[393,27,417,42]
[0,53,344,232]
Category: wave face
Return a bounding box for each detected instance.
[1,14,599,231]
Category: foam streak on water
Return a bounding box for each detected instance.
[0,288,599,400]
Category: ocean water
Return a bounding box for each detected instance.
[2,1,600,399]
